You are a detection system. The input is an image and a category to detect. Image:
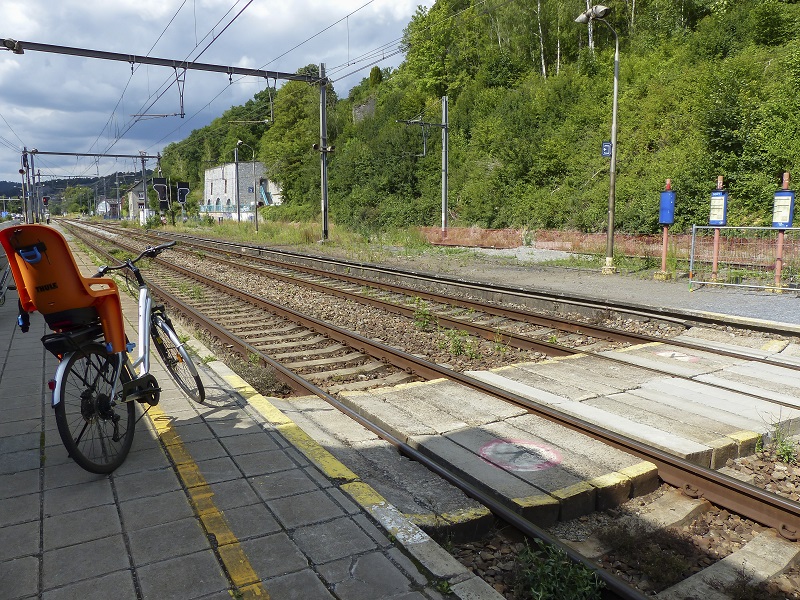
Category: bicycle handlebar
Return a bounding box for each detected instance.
[93,241,177,277]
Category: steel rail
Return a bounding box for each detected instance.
[124,236,800,540]
[131,226,800,374]
[67,228,644,600]
[71,225,800,596]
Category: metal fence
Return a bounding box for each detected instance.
[689,226,800,290]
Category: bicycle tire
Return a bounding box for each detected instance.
[54,344,136,474]
[151,315,205,403]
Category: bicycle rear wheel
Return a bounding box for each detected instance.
[151,315,205,403]
[54,344,135,474]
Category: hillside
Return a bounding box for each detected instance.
[161,0,800,235]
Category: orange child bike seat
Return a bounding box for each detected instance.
[0,224,126,353]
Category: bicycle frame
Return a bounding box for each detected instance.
[50,244,173,408]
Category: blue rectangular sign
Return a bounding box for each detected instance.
[709,190,727,226]
[659,190,676,225]
[773,190,795,228]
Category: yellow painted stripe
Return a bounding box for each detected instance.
[148,405,269,598]
[221,373,360,483]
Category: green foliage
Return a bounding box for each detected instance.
[156,0,800,237]
[513,539,603,600]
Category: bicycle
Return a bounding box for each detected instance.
[1,225,205,473]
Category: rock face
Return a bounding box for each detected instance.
[353,97,376,123]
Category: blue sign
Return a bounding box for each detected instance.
[659,190,676,225]
[601,141,612,157]
[772,190,795,229]
[709,190,727,226]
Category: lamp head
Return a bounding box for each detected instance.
[2,39,23,54]
[592,5,612,18]
[236,139,243,146]
[575,5,612,23]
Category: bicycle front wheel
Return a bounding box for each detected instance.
[54,344,135,474]
[151,315,205,403]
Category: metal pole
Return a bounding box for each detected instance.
[24,151,34,224]
[234,145,240,222]
[29,154,39,223]
[253,158,258,233]
[602,20,619,274]
[441,96,448,232]
[320,63,329,241]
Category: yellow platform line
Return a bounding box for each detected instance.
[148,405,269,599]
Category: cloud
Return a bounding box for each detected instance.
[0,0,433,183]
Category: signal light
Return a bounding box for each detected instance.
[42,196,49,206]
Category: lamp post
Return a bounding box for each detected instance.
[237,140,258,232]
[233,142,241,222]
[576,4,619,275]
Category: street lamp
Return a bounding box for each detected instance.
[237,140,258,232]
[576,4,619,275]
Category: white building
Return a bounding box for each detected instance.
[203,162,282,222]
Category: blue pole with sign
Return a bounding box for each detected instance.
[657,179,676,279]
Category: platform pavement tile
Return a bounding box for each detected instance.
[205,478,261,511]
[0,470,39,499]
[238,532,309,578]
[41,569,137,600]
[42,463,109,490]
[599,346,731,377]
[111,445,171,476]
[269,489,346,529]
[0,431,40,455]
[165,420,216,445]
[138,549,229,600]
[352,513,393,549]
[232,447,296,478]
[219,502,282,540]
[3,405,43,422]
[113,466,181,500]
[0,419,41,438]
[262,568,335,600]
[320,550,419,600]
[249,468,318,502]
[205,416,263,438]
[193,455,244,484]
[127,517,210,566]
[0,449,39,475]
[43,504,121,551]
[118,489,195,529]
[293,516,377,564]
[171,437,228,463]
[386,547,433,587]
[43,478,114,516]
[42,535,129,590]
[219,430,280,455]
[0,522,39,561]
[0,555,39,600]
[0,493,40,527]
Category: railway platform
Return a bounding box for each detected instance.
[0,238,499,599]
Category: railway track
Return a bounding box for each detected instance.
[62,219,800,599]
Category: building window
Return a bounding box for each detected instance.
[138,191,144,200]
[210,182,213,195]
[224,179,227,193]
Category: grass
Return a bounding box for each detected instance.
[513,539,604,600]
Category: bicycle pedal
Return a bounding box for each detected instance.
[122,374,161,405]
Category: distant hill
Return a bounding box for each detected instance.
[0,181,22,197]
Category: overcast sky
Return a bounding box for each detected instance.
[0,0,434,186]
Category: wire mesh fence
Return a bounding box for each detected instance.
[689,226,800,290]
